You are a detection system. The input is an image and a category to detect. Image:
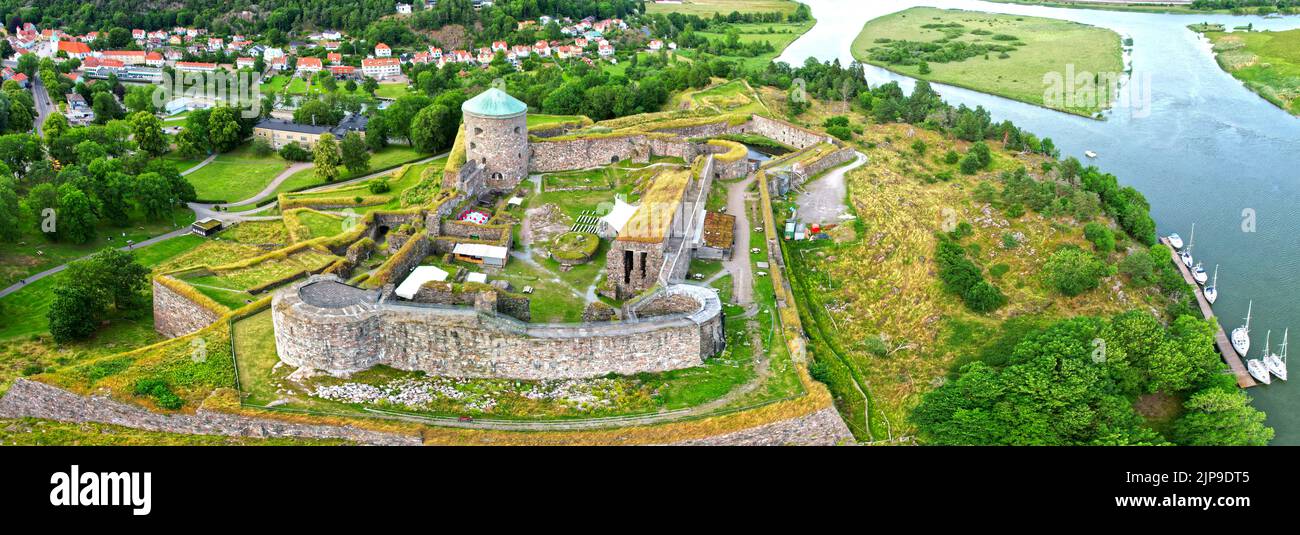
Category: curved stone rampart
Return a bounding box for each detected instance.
[271,276,724,380]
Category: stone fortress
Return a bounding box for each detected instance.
[154,87,850,382]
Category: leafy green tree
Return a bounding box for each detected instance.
[91,92,124,124]
[1042,245,1108,297]
[123,85,156,114]
[313,133,342,182]
[340,131,370,175]
[55,184,98,244]
[129,111,167,156]
[206,107,244,153]
[133,172,174,220]
[0,178,19,242]
[410,104,451,153]
[1118,249,1156,286]
[47,248,149,342]
[1083,222,1115,253]
[43,112,70,147]
[293,98,340,126]
[1173,388,1273,446]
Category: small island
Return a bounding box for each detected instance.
[1193,25,1300,115]
[851,7,1124,117]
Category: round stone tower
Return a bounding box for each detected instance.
[462,88,529,191]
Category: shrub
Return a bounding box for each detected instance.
[943,149,960,164]
[936,238,1006,313]
[1001,233,1020,249]
[250,137,274,157]
[959,152,982,174]
[1042,245,1108,297]
[1083,222,1115,252]
[827,125,853,141]
[133,378,184,410]
[369,179,391,194]
[1119,249,1156,287]
[911,139,927,155]
[279,142,311,162]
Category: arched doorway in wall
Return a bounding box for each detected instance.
[611,155,620,164]
[492,172,503,181]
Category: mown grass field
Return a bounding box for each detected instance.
[851,7,1123,117]
[646,0,802,16]
[1202,28,1300,115]
[183,144,291,203]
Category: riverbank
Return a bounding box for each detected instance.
[983,0,1235,15]
[850,6,1124,117]
[1194,25,1300,115]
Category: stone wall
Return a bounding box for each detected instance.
[530,136,651,173]
[0,378,420,445]
[153,279,223,338]
[272,277,723,380]
[439,219,510,242]
[604,239,666,300]
[668,407,854,446]
[746,115,829,150]
[795,146,856,180]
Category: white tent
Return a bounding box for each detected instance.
[466,272,488,284]
[394,265,449,299]
[452,243,509,261]
[600,198,639,236]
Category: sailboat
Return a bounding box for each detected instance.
[1167,232,1184,250]
[1204,264,1218,304]
[1231,300,1252,356]
[1248,357,1272,385]
[1192,262,1208,285]
[1179,224,1195,269]
[1265,328,1288,381]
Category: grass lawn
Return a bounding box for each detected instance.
[0,206,194,288]
[527,114,591,130]
[374,82,413,99]
[1201,28,1300,114]
[160,151,204,173]
[294,210,346,240]
[646,0,802,16]
[0,233,207,342]
[851,7,1123,117]
[264,146,434,201]
[184,144,291,203]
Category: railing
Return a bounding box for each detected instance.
[658,155,715,286]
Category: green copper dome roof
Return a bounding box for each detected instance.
[462,88,527,117]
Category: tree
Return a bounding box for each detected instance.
[206,107,244,153]
[55,185,98,244]
[340,131,370,175]
[123,85,156,114]
[133,172,175,221]
[0,178,19,242]
[91,92,124,124]
[1042,245,1108,297]
[43,112,70,147]
[130,111,167,156]
[1083,222,1115,252]
[293,98,340,126]
[279,142,311,162]
[410,104,451,152]
[1173,388,1273,446]
[313,134,342,182]
[364,113,390,151]
[47,248,149,342]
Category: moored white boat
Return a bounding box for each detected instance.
[1231,301,1252,357]
[1193,263,1208,285]
[1085,150,1098,158]
[1265,329,1288,382]
[1204,264,1218,304]
[1180,224,1196,268]
[1248,358,1272,385]
[1167,233,1183,250]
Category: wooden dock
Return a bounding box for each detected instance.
[1159,237,1256,388]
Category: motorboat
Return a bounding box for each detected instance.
[1192,263,1208,285]
[1084,150,1098,158]
[1167,233,1183,249]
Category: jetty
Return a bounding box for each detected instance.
[1159,237,1256,388]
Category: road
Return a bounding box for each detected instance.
[32,72,55,138]
[794,152,867,226]
[722,174,757,306]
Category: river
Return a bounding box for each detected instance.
[777,0,1300,444]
